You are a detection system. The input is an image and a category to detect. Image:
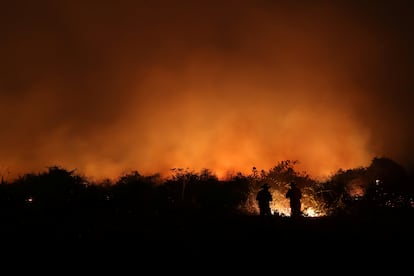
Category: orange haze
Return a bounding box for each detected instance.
[1,1,414,181]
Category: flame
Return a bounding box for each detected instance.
[302,207,325,217]
[245,189,327,217]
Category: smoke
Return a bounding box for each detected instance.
[1,1,413,181]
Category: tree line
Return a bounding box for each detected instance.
[0,157,412,218]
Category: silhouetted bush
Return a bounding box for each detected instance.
[0,158,412,221]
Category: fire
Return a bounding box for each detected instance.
[245,189,328,217]
[302,207,324,217]
[270,201,291,217]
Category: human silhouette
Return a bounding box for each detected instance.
[256,183,273,216]
[285,182,302,218]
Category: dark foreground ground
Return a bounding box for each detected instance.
[2,207,414,266]
[2,207,414,243]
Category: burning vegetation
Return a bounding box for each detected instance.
[1,157,413,219]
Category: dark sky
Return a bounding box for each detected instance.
[1,0,413,181]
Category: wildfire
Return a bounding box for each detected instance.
[245,189,328,217]
[270,202,291,217]
[302,207,325,217]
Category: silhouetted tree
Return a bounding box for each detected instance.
[11,166,86,210]
[318,167,368,215]
[111,170,161,216]
[365,157,412,208]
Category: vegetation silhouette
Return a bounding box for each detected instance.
[0,158,413,241]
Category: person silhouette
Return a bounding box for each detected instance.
[285,182,302,218]
[256,183,273,216]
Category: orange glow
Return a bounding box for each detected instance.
[246,189,327,217]
[1,1,412,182]
[347,178,366,197]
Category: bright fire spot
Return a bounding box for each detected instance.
[26,197,33,203]
[245,189,328,217]
[302,207,320,217]
[270,202,291,217]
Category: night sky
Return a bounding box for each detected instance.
[1,0,413,181]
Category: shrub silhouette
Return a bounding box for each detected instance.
[0,157,412,241]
